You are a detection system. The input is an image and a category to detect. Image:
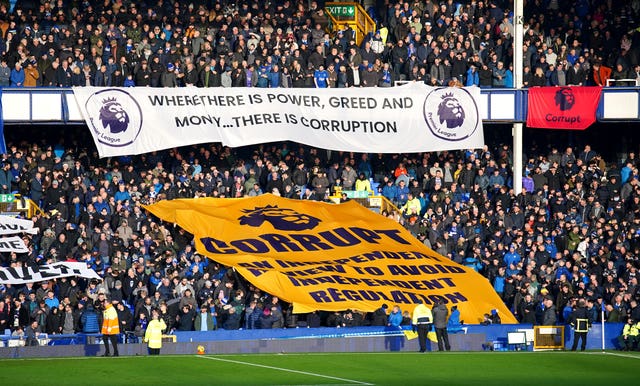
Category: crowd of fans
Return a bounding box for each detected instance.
[0,0,639,342]
[0,0,639,88]
[0,137,639,338]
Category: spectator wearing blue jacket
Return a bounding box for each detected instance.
[492,62,507,87]
[80,303,100,333]
[555,263,573,282]
[187,254,207,277]
[621,162,633,184]
[9,62,25,87]
[124,75,135,87]
[396,180,410,206]
[268,65,281,88]
[447,305,464,333]
[387,305,403,327]
[256,64,269,88]
[504,67,513,87]
[148,271,163,294]
[245,301,263,329]
[114,182,131,203]
[466,66,479,86]
[493,266,506,297]
[93,196,110,214]
[488,169,505,194]
[381,179,398,204]
[504,244,521,268]
[314,65,329,88]
[544,237,558,259]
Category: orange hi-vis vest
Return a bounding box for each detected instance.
[101,303,120,335]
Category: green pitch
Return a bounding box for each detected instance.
[0,351,638,385]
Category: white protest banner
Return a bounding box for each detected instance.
[0,262,102,284]
[0,216,37,235]
[0,236,28,253]
[73,84,484,158]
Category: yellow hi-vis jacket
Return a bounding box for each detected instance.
[144,319,167,349]
[101,303,120,335]
[622,322,640,338]
[412,303,433,325]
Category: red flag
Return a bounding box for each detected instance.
[526,87,602,130]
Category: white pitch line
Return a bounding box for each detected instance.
[594,352,640,360]
[274,384,363,386]
[198,355,373,385]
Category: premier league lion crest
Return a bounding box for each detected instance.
[554,87,575,111]
[85,88,143,148]
[423,87,479,142]
[437,93,466,128]
[99,97,130,134]
[238,205,321,231]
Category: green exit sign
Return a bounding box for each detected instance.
[0,194,14,203]
[326,5,355,17]
[342,190,369,198]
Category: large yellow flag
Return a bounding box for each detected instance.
[145,194,516,323]
[403,330,418,340]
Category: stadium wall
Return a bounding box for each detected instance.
[0,333,486,358]
[0,324,625,358]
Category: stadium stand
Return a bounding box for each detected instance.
[0,0,638,88]
[0,0,639,351]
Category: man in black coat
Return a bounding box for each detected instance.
[517,293,537,324]
[12,298,31,331]
[566,62,586,86]
[371,304,388,326]
[43,179,65,211]
[116,301,134,332]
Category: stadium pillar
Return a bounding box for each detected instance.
[513,123,523,195]
[512,0,524,195]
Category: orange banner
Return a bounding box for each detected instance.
[145,195,516,323]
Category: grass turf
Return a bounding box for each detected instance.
[0,351,638,385]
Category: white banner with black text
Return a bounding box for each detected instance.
[73,84,484,157]
[0,262,102,284]
[0,236,29,253]
[0,216,37,235]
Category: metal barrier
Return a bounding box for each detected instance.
[607,79,640,87]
